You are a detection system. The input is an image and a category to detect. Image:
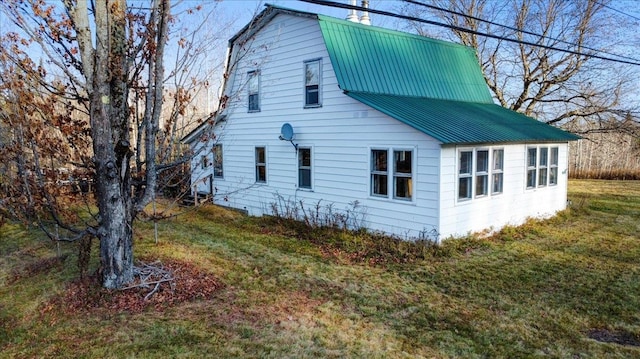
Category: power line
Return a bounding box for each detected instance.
[595,0,640,22]
[298,0,640,66]
[404,0,640,64]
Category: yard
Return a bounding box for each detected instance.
[1,179,639,358]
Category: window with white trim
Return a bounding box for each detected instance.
[526,146,559,188]
[549,147,559,185]
[371,149,388,197]
[526,147,537,188]
[458,150,473,200]
[394,150,413,200]
[492,149,504,194]
[370,148,413,201]
[213,144,223,178]
[538,147,549,186]
[458,147,504,201]
[247,70,260,112]
[475,149,489,197]
[298,147,312,189]
[200,155,209,169]
[304,59,321,107]
[255,146,266,183]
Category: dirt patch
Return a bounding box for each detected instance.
[587,328,640,347]
[45,257,224,315]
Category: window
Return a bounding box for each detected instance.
[247,70,259,112]
[200,155,209,169]
[298,147,312,189]
[549,147,559,185]
[304,59,321,107]
[475,150,489,197]
[394,150,413,200]
[458,151,473,200]
[213,144,223,178]
[255,146,266,183]
[526,146,559,188]
[526,147,537,188]
[538,147,548,187]
[370,148,413,201]
[371,149,388,197]
[458,147,504,201]
[492,149,504,194]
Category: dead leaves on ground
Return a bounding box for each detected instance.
[46,257,224,315]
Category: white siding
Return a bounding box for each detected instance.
[438,143,570,239]
[193,12,573,242]
[212,14,441,239]
[189,140,213,195]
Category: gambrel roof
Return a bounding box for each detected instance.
[316,14,579,145]
[231,5,580,145]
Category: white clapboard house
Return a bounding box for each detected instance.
[183,4,579,241]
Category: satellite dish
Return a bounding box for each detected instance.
[279,123,294,141]
[279,123,298,150]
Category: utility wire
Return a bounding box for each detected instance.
[404,0,640,64]
[298,0,640,66]
[595,0,640,22]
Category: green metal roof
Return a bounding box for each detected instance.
[314,14,578,144]
[318,15,493,103]
[347,92,581,144]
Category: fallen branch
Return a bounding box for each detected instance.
[120,260,176,300]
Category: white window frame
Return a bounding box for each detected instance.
[298,147,312,190]
[370,148,389,198]
[247,70,260,112]
[457,147,504,201]
[549,147,559,186]
[492,148,504,194]
[370,147,415,202]
[213,143,223,179]
[458,150,473,200]
[526,147,537,189]
[200,155,209,170]
[255,146,267,183]
[475,148,489,197]
[303,59,322,108]
[526,145,559,189]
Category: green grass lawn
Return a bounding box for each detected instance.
[1,179,639,358]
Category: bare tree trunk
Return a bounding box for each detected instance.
[89,0,133,289]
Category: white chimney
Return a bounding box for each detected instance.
[346,0,359,22]
[360,0,371,25]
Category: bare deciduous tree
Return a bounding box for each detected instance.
[0,0,230,289]
[399,0,639,133]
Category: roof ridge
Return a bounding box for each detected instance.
[317,14,475,52]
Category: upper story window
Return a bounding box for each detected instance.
[304,59,321,108]
[458,147,504,201]
[370,148,413,201]
[213,144,223,178]
[527,146,559,189]
[255,146,266,183]
[247,70,260,112]
[298,147,312,189]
